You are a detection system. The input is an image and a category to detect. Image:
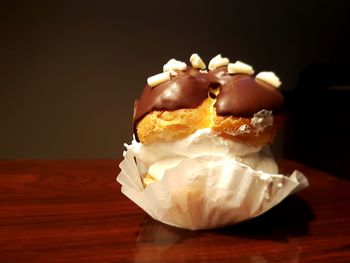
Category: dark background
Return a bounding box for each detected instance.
[1,0,349,175]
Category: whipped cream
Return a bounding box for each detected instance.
[127,128,278,181]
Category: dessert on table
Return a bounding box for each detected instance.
[118,53,308,230]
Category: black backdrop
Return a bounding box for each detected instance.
[1,0,349,160]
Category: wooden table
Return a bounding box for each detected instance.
[0,160,349,262]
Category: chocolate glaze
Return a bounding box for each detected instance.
[133,66,283,140]
[133,68,210,140]
[212,68,284,117]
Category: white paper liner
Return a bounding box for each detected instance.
[117,148,308,230]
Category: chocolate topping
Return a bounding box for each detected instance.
[133,67,283,140]
[133,69,210,139]
[212,68,284,117]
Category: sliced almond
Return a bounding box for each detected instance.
[208,54,229,70]
[147,72,171,87]
[189,53,206,69]
[227,61,254,75]
[163,58,187,72]
[255,71,282,88]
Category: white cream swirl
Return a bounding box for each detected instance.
[127,128,278,181]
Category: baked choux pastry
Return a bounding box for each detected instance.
[117,55,309,230]
[133,56,283,148]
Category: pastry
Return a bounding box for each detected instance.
[134,56,283,147]
[133,54,283,185]
[117,54,308,230]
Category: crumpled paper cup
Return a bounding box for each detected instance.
[117,148,309,230]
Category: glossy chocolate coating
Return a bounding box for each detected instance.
[133,68,210,126]
[212,68,284,117]
[133,67,283,139]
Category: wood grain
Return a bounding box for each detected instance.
[0,159,349,262]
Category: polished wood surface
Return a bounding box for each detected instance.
[0,159,349,262]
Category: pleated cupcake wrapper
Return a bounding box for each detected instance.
[117,148,309,230]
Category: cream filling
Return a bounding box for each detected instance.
[128,128,278,182]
